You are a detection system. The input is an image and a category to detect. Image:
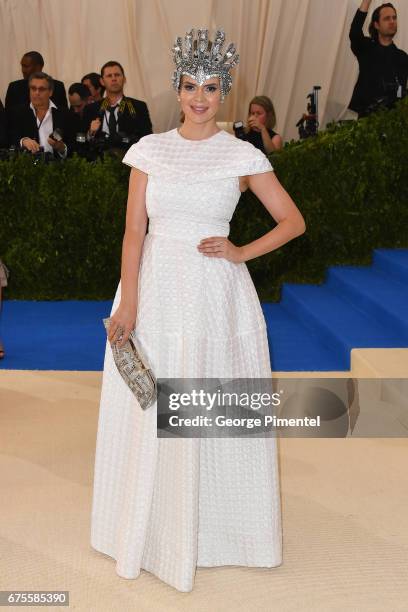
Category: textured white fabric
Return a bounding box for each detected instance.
[91,128,282,592]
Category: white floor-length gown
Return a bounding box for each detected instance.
[90,128,283,592]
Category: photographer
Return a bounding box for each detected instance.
[235,96,282,154]
[10,72,72,159]
[68,82,91,133]
[84,61,152,153]
[349,1,408,117]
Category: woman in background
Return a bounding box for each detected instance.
[245,95,283,154]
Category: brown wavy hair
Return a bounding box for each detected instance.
[246,96,277,132]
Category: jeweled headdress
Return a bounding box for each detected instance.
[171,28,239,99]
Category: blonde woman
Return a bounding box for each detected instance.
[245,95,283,154]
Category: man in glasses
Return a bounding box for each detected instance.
[10,72,72,158]
[5,51,67,113]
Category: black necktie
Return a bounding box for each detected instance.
[108,105,117,136]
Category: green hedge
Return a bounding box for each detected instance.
[1,99,407,301]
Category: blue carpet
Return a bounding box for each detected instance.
[1,249,407,371]
[0,300,112,370]
[263,248,408,370]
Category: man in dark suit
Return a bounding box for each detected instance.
[84,61,152,151]
[68,82,92,134]
[10,72,72,158]
[5,51,67,113]
[0,100,6,148]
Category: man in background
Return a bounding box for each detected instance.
[68,82,91,134]
[10,72,72,158]
[84,61,152,152]
[349,0,408,117]
[5,51,67,112]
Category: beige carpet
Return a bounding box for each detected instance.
[0,368,407,612]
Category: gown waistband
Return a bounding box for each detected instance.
[147,217,230,244]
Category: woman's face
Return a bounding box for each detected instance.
[249,103,267,127]
[179,76,221,125]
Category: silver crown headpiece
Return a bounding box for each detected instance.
[172,28,239,98]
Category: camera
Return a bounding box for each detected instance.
[296,85,321,140]
[233,121,245,140]
[361,77,407,117]
[49,128,64,142]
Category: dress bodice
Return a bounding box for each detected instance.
[122,128,273,241]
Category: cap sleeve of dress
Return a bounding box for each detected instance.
[122,134,156,174]
[241,144,273,176]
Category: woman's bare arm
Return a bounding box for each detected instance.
[240,171,305,261]
[108,167,148,345]
[198,171,305,262]
[260,129,283,154]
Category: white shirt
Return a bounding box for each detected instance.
[21,100,67,158]
[101,96,123,135]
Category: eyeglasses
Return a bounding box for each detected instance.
[29,86,49,93]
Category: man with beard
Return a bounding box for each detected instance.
[349,1,408,117]
[84,61,152,152]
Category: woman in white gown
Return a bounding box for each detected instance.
[91,28,305,592]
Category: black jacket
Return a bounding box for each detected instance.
[0,99,6,148]
[83,96,153,148]
[349,9,408,115]
[5,78,68,113]
[68,107,89,134]
[9,104,74,155]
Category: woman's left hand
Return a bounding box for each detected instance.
[197,237,245,263]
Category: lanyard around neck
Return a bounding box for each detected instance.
[35,108,49,130]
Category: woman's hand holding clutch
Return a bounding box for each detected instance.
[107,302,137,348]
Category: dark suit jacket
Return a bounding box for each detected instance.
[9,104,74,155]
[5,78,68,112]
[83,96,153,147]
[0,99,6,148]
[68,107,89,134]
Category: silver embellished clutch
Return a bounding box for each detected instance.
[103,317,156,410]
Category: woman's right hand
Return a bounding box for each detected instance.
[107,302,137,348]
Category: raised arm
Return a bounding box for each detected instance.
[359,0,372,12]
[198,171,305,263]
[107,167,148,346]
[349,0,372,57]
